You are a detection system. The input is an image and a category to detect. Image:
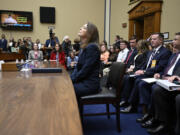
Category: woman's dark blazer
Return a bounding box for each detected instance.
[133,51,148,72]
[71,43,100,96]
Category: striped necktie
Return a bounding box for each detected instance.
[164,53,179,75]
[146,50,156,69]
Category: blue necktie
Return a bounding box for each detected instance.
[146,50,156,69]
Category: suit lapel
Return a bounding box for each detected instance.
[173,59,180,75]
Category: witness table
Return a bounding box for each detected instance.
[0,61,83,135]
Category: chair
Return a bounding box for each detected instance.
[79,62,126,132]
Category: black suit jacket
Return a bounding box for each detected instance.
[142,46,172,77]
[126,48,138,68]
[71,43,100,90]
[133,51,148,72]
[0,39,7,51]
[160,53,180,76]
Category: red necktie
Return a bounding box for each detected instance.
[125,50,133,64]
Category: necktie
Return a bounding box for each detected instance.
[146,50,156,69]
[164,53,179,75]
[125,50,133,64]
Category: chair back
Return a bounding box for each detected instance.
[108,62,126,99]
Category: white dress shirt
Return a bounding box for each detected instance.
[116,48,129,62]
[167,54,180,75]
[146,45,162,69]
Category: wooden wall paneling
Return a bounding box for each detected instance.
[129,20,135,39]
[135,19,144,40]
[144,15,155,39]
[154,11,161,32]
[128,0,162,39]
[129,1,162,20]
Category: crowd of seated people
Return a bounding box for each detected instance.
[115,32,179,135]
[97,32,179,135]
[0,33,80,71]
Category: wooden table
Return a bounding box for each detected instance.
[0,52,26,61]
[0,61,83,135]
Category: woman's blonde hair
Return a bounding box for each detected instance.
[137,40,150,54]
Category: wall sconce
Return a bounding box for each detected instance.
[122,23,127,28]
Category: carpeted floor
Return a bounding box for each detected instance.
[83,104,149,135]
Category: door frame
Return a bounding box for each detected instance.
[128,0,162,39]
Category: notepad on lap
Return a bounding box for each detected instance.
[142,78,158,83]
[156,79,180,91]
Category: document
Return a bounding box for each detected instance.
[142,78,158,83]
[156,79,180,91]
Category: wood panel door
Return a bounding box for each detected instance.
[144,15,154,39]
[135,19,144,40]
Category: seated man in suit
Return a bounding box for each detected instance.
[124,36,138,69]
[120,32,172,113]
[146,32,180,135]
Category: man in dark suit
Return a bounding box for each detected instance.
[0,34,8,51]
[125,36,138,69]
[45,33,59,48]
[120,33,172,113]
[147,32,180,135]
[119,36,138,107]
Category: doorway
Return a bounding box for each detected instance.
[128,0,162,40]
[134,17,144,40]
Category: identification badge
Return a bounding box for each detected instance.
[151,60,156,68]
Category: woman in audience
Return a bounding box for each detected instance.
[28,43,43,61]
[11,42,20,53]
[100,40,109,64]
[126,39,150,74]
[71,22,100,104]
[108,45,118,63]
[99,41,109,76]
[114,45,120,54]
[50,43,66,68]
[102,45,118,76]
